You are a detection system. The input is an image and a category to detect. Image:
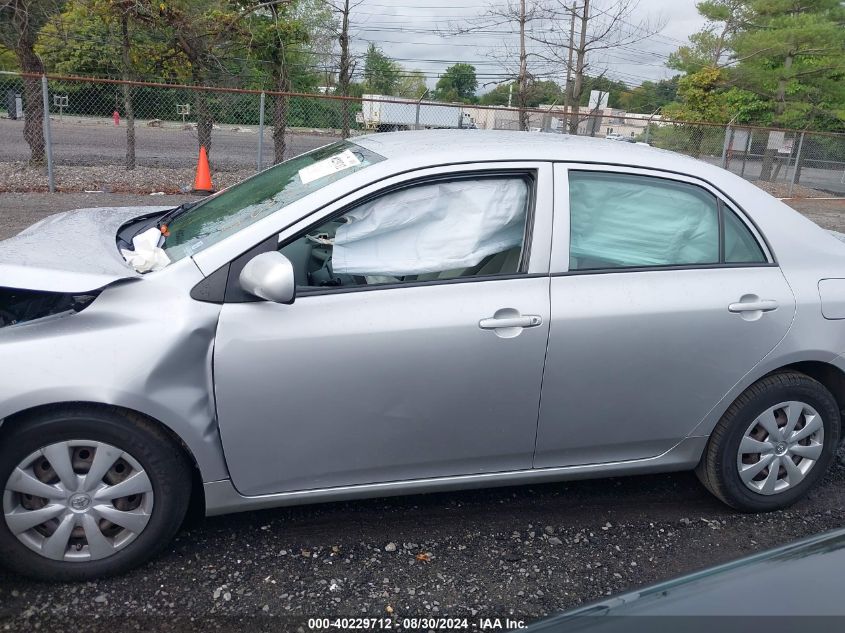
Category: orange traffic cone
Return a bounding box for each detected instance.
[192,146,214,194]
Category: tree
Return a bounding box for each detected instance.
[478,81,516,106]
[0,46,15,69]
[663,66,730,123]
[244,0,327,163]
[97,0,158,171]
[115,1,140,169]
[36,0,187,78]
[453,0,541,130]
[362,43,399,95]
[731,0,845,178]
[478,79,566,107]
[531,0,665,133]
[668,0,749,73]
[434,63,477,102]
[151,0,276,164]
[577,75,628,107]
[618,77,678,113]
[0,0,67,165]
[324,0,362,137]
[394,70,427,99]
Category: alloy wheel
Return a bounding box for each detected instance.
[2,440,154,562]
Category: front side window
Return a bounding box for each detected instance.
[280,176,531,290]
[568,171,721,270]
[162,141,385,261]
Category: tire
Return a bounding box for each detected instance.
[0,406,192,581]
[696,371,841,512]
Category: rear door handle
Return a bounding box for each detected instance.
[479,315,542,329]
[728,300,778,313]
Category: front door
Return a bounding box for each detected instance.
[214,165,553,496]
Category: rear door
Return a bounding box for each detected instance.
[534,164,795,468]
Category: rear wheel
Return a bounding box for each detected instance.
[0,407,191,581]
[697,371,840,512]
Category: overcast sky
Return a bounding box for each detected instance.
[345,0,706,92]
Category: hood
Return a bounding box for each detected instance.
[0,206,172,293]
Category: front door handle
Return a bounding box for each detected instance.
[728,299,778,313]
[479,314,542,329]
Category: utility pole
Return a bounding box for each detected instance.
[338,0,352,138]
[562,3,576,133]
[518,0,528,131]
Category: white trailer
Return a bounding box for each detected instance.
[358,94,476,131]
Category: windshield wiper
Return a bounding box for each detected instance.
[121,200,199,247]
[155,200,200,234]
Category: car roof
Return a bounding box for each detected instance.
[352,129,706,175]
[349,130,845,274]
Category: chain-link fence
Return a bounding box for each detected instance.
[2,71,844,196]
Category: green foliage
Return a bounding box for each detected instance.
[663,66,730,123]
[433,63,477,103]
[730,0,845,131]
[667,0,845,131]
[478,82,515,106]
[668,0,748,72]
[36,1,187,79]
[0,0,67,54]
[618,77,678,113]
[242,0,327,93]
[0,46,16,69]
[395,70,427,99]
[577,76,629,108]
[478,80,564,108]
[649,122,726,156]
[362,43,400,95]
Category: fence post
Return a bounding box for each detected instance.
[257,91,265,173]
[720,123,731,169]
[40,75,55,193]
[788,132,805,196]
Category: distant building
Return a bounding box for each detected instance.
[464,103,663,137]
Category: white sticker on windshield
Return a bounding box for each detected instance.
[298,149,362,185]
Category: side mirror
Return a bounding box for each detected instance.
[239,251,296,304]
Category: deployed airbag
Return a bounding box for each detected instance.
[331,178,528,276]
[569,171,719,268]
[121,227,171,273]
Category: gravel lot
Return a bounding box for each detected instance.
[0,194,844,632]
[1,466,844,632]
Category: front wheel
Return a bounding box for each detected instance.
[0,407,192,581]
[697,371,841,512]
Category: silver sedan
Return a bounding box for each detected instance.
[1,131,843,580]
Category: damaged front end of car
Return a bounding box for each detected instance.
[0,287,99,329]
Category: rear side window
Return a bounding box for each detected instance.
[569,171,719,270]
[723,207,766,263]
[568,171,767,271]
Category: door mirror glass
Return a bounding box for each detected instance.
[239,251,296,304]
